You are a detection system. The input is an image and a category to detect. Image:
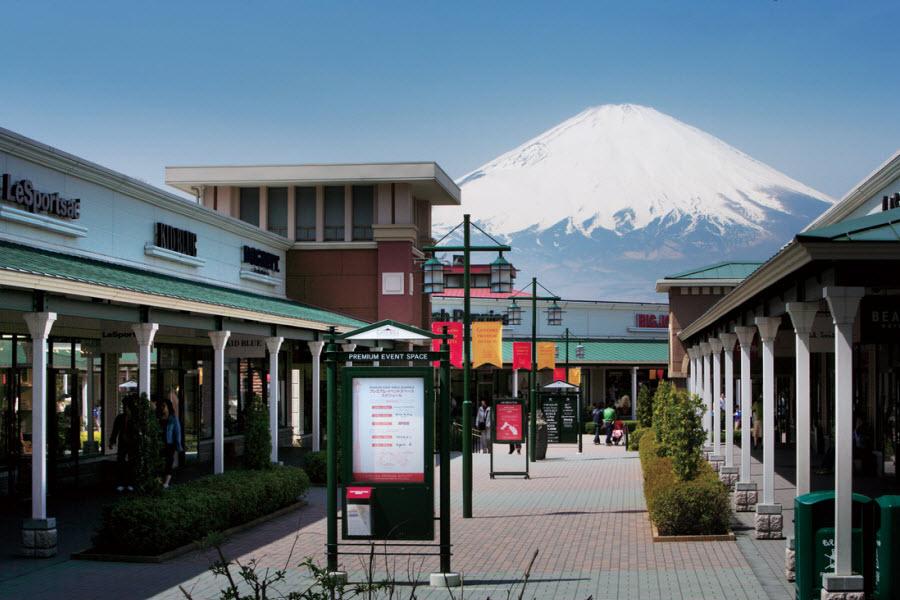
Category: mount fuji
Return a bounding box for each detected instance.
[433,104,833,301]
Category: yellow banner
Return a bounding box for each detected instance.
[569,367,581,386]
[471,321,503,368]
[537,342,556,370]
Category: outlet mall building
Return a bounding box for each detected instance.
[0,127,458,552]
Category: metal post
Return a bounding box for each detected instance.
[439,327,451,573]
[325,330,338,573]
[529,277,537,462]
[462,214,473,518]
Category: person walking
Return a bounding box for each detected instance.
[476,398,492,454]
[109,396,135,492]
[603,404,616,446]
[751,397,762,450]
[591,403,603,445]
[161,398,183,488]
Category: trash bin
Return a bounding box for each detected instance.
[874,495,900,600]
[794,491,873,600]
[344,487,373,538]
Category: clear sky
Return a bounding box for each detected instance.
[4,1,898,199]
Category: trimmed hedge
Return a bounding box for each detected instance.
[639,429,731,536]
[93,466,310,555]
[584,419,638,435]
[627,427,647,451]
[303,450,327,484]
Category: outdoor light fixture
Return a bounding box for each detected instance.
[575,343,585,359]
[507,298,523,325]
[490,253,514,294]
[422,256,445,295]
[547,300,563,326]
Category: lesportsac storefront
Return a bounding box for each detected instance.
[0,128,370,554]
[679,150,900,597]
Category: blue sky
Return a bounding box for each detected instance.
[3,1,898,198]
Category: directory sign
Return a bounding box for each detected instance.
[494,399,525,443]
[541,393,578,443]
[351,376,425,483]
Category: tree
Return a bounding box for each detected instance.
[132,393,163,494]
[657,389,706,481]
[636,384,653,428]
[243,395,272,470]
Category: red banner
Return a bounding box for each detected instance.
[431,321,463,369]
[512,342,531,370]
[553,367,567,382]
[494,401,524,443]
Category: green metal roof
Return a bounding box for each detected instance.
[0,241,366,329]
[664,261,763,280]
[501,339,668,364]
[797,207,900,242]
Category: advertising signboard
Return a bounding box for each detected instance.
[541,394,578,443]
[494,399,525,443]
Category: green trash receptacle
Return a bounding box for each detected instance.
[874,495,900,600]
[794,491,873,600]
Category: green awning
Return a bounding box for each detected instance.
[0,241,366,330]
[501,339,668,364]
[664,261,763,280]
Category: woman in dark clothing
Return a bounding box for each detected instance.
[160,398,183,489]
[110,396,135,492]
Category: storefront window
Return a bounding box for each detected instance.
[324,186,345,241]
[352,185,374,240]
[239,187,260,227]
[267,187,288,237]
[295,186,316,241]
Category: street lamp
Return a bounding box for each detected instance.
[576,343,585,360]
[547,300,564,326]
[490,253,514,294]
[506,299,523,326]
[423,214,511,519]
[508,277,562,462]
[423,256,445,295]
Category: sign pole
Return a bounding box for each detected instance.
[439,329,452,574]
[325,329,340,576]
[529,277,537,462]
[462,214,473,518]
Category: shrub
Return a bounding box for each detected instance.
[303,450,327,484]
[636,384,653,428]
[93,465,310,555]
[132,393,162,494]
[627,427,647,451]
[243,395,271,470]
[650,382,678,456]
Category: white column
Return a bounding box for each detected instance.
[709,339,723,457]
[699,342,712,444]
[755,316,781,505]
[209,330,231,474]
[689,347,698,397]
[786,302,818,497]
[308,341,324,452]
[631,366,638,420]
[132,323,159,399]
[734,326,755,483]
[342,343,357,366]
[719,333,737,467]
[512,368,519,397]
[824,287,864,577]
[24,312,57,520]
[266,336,284,464]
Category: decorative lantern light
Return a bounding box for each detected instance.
[575,343,585,359]
[546,300,563,326]
[423,256,445,295]
[490,253,514,294]
[506,298,523,326]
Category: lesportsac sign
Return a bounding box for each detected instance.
[1,174,81,219]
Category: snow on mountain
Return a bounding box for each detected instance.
[434,104,833,300]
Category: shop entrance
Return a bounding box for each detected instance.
[156,346,212,465]
[1,357,32,498]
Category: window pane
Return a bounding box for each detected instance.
[295,187,317,241]
[239,188,260,226]
[323,186,345,241]
[267,187,288,237]
[352,185,374,241]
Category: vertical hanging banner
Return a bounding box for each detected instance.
[569,367,582,386]
[431,321,463,369]
[512,342,532,370]
[537,342,556,370]
[471,321,503,368]
[553,367,567,382]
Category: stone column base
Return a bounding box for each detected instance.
[785,536,795,582]
[755,503,783,540]
[22,518,58,558]
[709,454,724,472]
[820,574,864,600]
[733,481,758,512]
[719,466,739,490]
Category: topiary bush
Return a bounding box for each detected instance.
[636,384,653,428]
[303,450,327,484]
[93,465,310,555]
[132,393,163,494]
[627,427,647,451]
[243,395,271,470]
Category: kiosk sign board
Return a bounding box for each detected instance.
[494,399,525,443]
[541,393,578,443]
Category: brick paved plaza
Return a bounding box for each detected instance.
[1,440,794,600]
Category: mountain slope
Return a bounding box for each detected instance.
[434,104,832,300]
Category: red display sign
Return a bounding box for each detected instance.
[494,401,524,443]
[553,367,567,382]
[431,321,463,369]
[635,313,669,329]
[512,342,532,370]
